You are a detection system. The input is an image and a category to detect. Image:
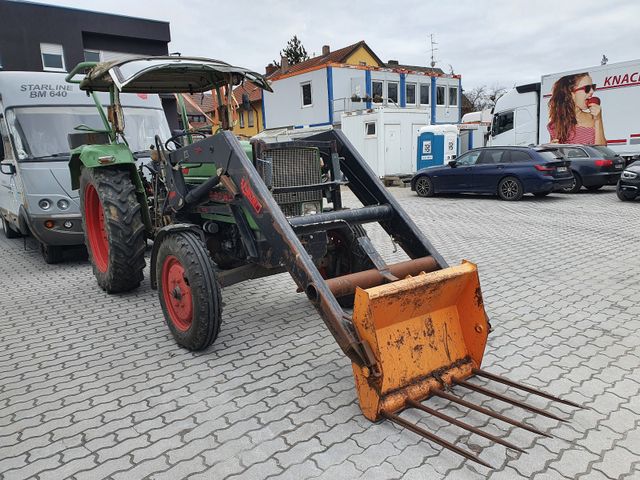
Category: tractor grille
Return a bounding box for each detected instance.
[259,147,323,216]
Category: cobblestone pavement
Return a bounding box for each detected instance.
[1,186,639,480]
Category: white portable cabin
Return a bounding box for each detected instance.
[340,107,430,176]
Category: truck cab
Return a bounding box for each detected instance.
[0,71,169,262]
[488,83,540,147]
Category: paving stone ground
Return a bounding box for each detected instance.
[1,186,639,480]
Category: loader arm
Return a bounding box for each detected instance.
[185,131,375,369]
[306,129,449,267]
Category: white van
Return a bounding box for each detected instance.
[0,71,169,262]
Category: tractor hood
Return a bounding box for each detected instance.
[76,56,272,94]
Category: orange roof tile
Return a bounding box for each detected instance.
[271,40,383,79]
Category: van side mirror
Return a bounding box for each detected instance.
[0,162,16,175]
[448,160,457,168]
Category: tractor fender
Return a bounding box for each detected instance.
[69,144,153,234]
[149,224,205,290]
[68,143,136,191]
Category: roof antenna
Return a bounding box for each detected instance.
[429,34,438,68]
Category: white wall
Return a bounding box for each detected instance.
[341,109,430,176]
[263,66,462,129]
[330,67,367,123]
[263,68,329,129]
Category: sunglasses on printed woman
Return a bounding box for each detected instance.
[573,84,597,94]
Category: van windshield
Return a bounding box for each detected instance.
[7,106,171,160]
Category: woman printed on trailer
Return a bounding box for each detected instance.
[547,72,606,145]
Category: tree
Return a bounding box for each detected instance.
[273,35,309,68]
[462,84,507,114]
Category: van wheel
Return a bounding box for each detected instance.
[562,172,582,193]
[80,167,146,293]
[2,217,21,239]
[498,176,523,201]
[156,231,222,351]
[40,243,64,264]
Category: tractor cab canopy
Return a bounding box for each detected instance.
[71,56,272,94]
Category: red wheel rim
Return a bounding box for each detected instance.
[84,183,109,273]
[161,255,193,331]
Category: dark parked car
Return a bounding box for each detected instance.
[549,144,625,193]
[411,146,573,201]
[617,160,640,201]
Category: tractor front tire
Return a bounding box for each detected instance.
[156,231,222,351]
[79,167,146,293]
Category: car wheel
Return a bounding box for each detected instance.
[562,172,582,193]
[586,185,603,191]
[617,187,637,201]
[497,176,524,201]
[415,176,435,197]
[533,191,551,197]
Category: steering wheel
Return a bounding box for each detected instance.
[164,132,207,150]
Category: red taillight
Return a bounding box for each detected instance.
[534,164,554,172]
[594,159,613,167]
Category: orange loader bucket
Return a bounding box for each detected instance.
[351,260,490,421]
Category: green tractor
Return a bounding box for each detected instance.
[66,56,581,466]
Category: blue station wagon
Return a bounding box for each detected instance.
[411,146,574,201]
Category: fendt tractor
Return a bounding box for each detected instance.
[66,56,581,467]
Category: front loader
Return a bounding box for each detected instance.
[66,56,582,468]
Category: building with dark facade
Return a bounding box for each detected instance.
[0,0,177,127]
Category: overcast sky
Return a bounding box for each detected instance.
[42,0,640,91]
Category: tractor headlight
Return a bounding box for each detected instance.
[622,170,638,180]
[57,199,70,210]
[302,201,321,216]
[39,199,52,210]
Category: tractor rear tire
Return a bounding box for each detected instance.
[156,231,222,351]
[79,166,146,293]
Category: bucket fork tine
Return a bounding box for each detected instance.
[455,379,567,422]
[431,388,553,437]
[472,369,585,409]
[407,399,526,453]
[382,411,493,469]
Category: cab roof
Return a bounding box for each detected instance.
[75,56,272,94]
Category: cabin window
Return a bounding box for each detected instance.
[372,81,383,102]
[448,86,458,107]
[405,83,416,105]
[248,109,254,127]
[40,43,65,72]
[387,82,399,104]
[420,84,430,105]
[301,82,312,107]
[365,122,376,136]
[491,110,514,136]
[436,85,446,106]
[0,116,14,161]
[239,111,245,128]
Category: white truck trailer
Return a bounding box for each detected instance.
[489,59,640,161]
